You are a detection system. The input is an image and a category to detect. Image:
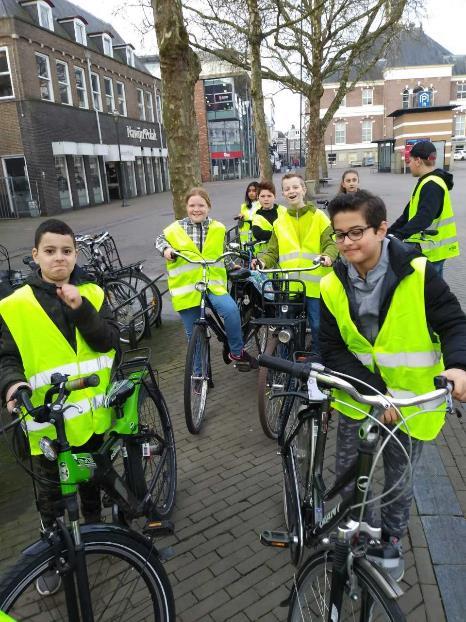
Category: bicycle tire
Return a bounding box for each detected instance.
[184,324,210,434]
[257,335,292,439]
[104,279,146,344]
[0,527,175,621]
[288,548,404,621]
[117,269,163,327]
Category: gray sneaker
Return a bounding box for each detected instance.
[35,570,62,596]
[366,536,404,582]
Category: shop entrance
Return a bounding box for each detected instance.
[105,162,121,201]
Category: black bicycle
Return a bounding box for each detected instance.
[0,362,176,620]
[258,354,455,621]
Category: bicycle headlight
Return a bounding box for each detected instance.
[281,305,289,313]
[39,436,57,462]
[278,329,291,344]
[195,281,207,292]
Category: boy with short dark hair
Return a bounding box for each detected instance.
[320,190,466,581]
[0,218,119,594]
[250,180,286,250]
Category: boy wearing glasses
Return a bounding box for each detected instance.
[320,190,466,581]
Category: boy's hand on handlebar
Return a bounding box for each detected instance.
[250,258,264,270]
[5,381,32,414]
[378,405,399,425]
[235,213,245,220]
[441,368,466,401]
[163,247,176,261]
[320,255,333,267]
[57,284,82,310]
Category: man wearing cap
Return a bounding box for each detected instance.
[388,140,459,277]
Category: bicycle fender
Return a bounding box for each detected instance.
[356,557,404,599]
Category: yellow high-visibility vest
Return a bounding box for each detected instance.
[252,205,286,252]
[0,283,115,455]
[238,202,260,244]
[320,256,446,440]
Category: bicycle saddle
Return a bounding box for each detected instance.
[105,379,135,407]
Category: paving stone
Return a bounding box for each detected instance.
[414,476,462,515]
[434,565,466,622]
[417,442,447,476]
[421,516,466,564]
[412,546,436,585]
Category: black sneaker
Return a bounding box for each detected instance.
[35,570,62,596]
[366,536,404,582]
[228,350,259,370]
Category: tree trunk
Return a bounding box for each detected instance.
[305,95,323,195]
[320,142,328,178]
[247,0,273,182]
[152,0,201,218]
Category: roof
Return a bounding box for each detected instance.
[387,105,457,118]
[0,0,151,74]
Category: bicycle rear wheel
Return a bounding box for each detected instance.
[257,335,292,439]
[288,548,404,621]
[0,528,175,621]
[184,324,210,434]
[105,279,146,344]
[118,269,162,327]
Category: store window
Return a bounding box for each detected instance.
[73,156,89,206]
[0,48,13,98]
[362,88,373,105]
[135,158,146,195]
[137,89,145,120]
[54,156,72,210]
[74,20,87,46]
[145,157,155,193]
[56,60,72,105]
[125,162,137,197]
[362,119,372,143]
[37,1,54,31]
[335,122,346,144]
[35,53,53,101]
[104,77,115,113]
[88,157,103,203]
[145,92,154,122]
[74,66,88,109]
[115,81,126,116]
[90,72,102,111]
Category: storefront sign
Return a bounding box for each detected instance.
[404,138,428,163]
[126,126,158,142]
[211,151,243,159]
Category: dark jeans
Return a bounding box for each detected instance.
[34,434,104,527]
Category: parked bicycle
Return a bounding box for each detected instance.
[0,352,176,620]
[258,354,455,621]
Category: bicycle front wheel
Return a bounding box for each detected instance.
[105,279,146,344]
[288,548,404,621]
[184,324,210,434]
[257,335,291,439]
[0,528,175,621]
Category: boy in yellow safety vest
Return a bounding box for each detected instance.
[0,218,119,595]
[250,181,286,253]
[320,190,466,582]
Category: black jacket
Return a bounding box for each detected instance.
[319,237,466,395]
[388,169,453,240]
[0,266,120,402]
[252,204,281,242]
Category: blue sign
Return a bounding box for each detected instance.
[418,91,432,108]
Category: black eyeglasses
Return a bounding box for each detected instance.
[331,226,373,243]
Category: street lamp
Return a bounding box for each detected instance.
[113,109,129,207]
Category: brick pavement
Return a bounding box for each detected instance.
[0,168,465,620]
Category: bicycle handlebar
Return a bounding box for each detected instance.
[64,374,100,392]
[171,250,242,264]
[257,257,324,274]
[257,354,451,408]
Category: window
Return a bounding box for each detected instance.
[37,1,54,31]
[35,53,53,101]
[456,83,466,100]
[90,72,102,111]
[103,77,114,112]
[137,88,145,120]
[115,81,126,116]
[126,47,135,67]
[205,79,234,112]
[362,119,372,143]
[145,91,154,122]
[56,60,71,105]
[88,157,103,203]
[73,156,89,206]
[155,90,162,123]
[455,115,465,137]
[0,48,14,98]
[102,34,113,58]
[362,88,373,105]
[74,66,88,109]
[402,89,409,109]
[335,122,346,144]
[74,20,87,46]
[55,156,72,210]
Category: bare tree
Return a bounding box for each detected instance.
[185,0,419,190]
[152,0,201,217]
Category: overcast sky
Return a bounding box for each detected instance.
[77,0,466,132]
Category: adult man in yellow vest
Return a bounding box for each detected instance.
[321,190,466,582]
[388,140,459,278]
[0,219,119,595]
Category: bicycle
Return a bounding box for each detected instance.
[0,364,176,620]
[257,354,455,621]
[170,248,260,434]
[254,262,322,439]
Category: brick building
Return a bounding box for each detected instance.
[320,28,466,172]
[0,0,169,218]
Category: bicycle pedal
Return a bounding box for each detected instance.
[143,519,174,537]
[260,529,290,549]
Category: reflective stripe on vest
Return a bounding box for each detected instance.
[407,175,459,261]
[320,256,446,441]
[275,209,332,298]
[0,283,115,455]
[164,221,228,311]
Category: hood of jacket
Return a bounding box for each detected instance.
[26,264,94,293]
[425,168,454,190]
